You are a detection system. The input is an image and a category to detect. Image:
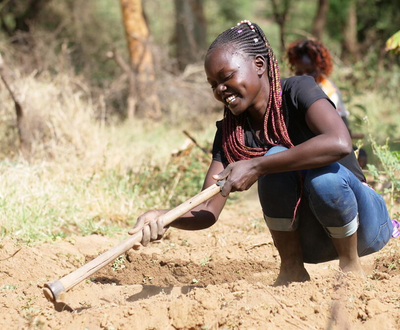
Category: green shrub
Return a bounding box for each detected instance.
[367,138,400,218]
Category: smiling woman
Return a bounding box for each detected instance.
[204,21,292,163]
[129,20,396,286]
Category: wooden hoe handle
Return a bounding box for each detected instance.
[43,182,223,302]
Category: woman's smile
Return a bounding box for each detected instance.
[205,45,269,118]
[226,94,238,104]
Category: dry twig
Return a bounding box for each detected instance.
[0,248,22,261]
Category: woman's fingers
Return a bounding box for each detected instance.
[150,220,158,240]
[220,180,232,197]
[213,165,231,181]
[157,218,164,239]
[128,217,144,235]
[213,167,233,197]
[129,211,167,247]
[142,225,151,246]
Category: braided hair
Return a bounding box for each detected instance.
[287,39,333,83]
[207,20,293,164]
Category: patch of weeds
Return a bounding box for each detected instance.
[142,276,153,284]
[1,284,17,290]
[383,257,400,273]
[249,217,265,232]
[22,308,44,328]
[366,136,400,217]
[79,218,119,236]
[21,297,34,311]
[111,255,126,271]
[50,232,67,241]
[233,291,244,299]
[180,239,191,247]
[128,146,211,211]
[200,256,211,266]
[370,270,390,280]
[78,301,92,308]
[0,227,7,238]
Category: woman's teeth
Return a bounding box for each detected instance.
[226,95,237,104]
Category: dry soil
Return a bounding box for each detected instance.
[1,187,400,329]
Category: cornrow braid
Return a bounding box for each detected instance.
[287,39,333,81]
[208,20,293,164]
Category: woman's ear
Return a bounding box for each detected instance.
[254,55,267,76]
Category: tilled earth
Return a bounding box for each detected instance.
[1,188,400,329]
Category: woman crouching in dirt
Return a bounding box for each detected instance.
[130,20,397,286]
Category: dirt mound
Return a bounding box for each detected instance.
[92,251,276,288]
[1,188,400,329]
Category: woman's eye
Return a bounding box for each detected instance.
[224,73,233,80]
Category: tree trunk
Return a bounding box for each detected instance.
[341,0,360,63]
[0,54,30,157]
[312,0,330,39]
[270,0,291,58]
[174,0,206,71]
[119,0,159,119]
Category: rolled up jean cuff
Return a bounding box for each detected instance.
[264,214,299,231]
[325,214,359,239]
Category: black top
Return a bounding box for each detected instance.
[212,75,366,182]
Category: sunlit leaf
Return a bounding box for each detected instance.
[385,30,400,54]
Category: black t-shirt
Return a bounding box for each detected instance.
[212,75,366,182]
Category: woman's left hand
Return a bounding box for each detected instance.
[212,159,260,197]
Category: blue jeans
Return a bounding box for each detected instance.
[258,146,393,263]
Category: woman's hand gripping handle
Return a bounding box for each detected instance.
[128,181,225,249]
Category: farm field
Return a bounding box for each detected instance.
[1,187,399,330]
[0,1,399,329]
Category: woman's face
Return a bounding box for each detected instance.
[293,54,321,82]
[204,45,268,117]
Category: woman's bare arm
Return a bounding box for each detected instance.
[214,99,353,196]
[129,160,228,245]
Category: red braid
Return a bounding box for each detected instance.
[209,21,302,222]
[216,22,293,164]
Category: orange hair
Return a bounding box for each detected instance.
[287,39,333,79]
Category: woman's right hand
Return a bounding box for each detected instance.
[128,209,169,249]
[213,159,261,197]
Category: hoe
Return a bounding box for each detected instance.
[43,181,224,311]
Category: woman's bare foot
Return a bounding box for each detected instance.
[273,265,311,286]
[269,229,309,286]
[339,258,366,278]
[332,233,366,279]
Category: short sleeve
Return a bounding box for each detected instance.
[212,120,227,164]
[283,76,335,114]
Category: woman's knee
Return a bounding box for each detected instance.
[259,146,299,196]
[304,163,346,197]
[258,171,301,202]
[304,164,358,227]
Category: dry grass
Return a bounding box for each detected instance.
[0,16,398,244]
[0,53,220,243]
